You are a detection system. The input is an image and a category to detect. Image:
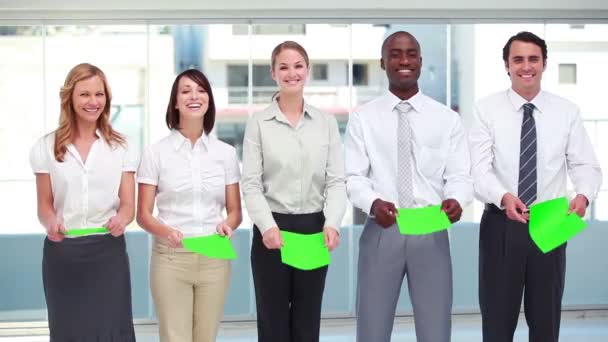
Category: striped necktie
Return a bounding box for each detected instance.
[396,101,414,208]
[518,103,537,207]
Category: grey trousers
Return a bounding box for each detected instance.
[356,219,453,342]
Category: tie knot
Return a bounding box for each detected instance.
[395,101,412,115]
[523,103,535,116]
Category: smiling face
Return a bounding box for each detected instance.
[71,75,107,125]
[381,32,421,99]
[505,40,546,99]
[271,48,309,96]
[174,75,209,120]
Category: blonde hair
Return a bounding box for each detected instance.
[54,63,124,162]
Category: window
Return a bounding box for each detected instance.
[312,63,329,81]
[559,63,577,84]
[353,63,369,86]
[232,24,306,35]
[227,64,275,104]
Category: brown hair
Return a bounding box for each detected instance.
[54,63,124,162]
[165,69,216,134]
[270,40,310,70]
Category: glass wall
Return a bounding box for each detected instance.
[1,22,607,323]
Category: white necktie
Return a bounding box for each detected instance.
[396,101,414,208]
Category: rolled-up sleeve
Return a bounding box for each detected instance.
[241,115,278,234]
[136,146,159,186]
[322,116,346,231]
[30,136,50,174]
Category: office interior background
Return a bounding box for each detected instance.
[0,0,607,330]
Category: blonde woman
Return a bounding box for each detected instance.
[30,63,137,341]
[137,69,242,342]
[242,41,346,342]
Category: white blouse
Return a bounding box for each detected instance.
[29,130,139,234]
[137,130,241,237]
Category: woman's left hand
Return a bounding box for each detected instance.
[216,222,234,239]
[106,215,128,237]
[323,227,340,252]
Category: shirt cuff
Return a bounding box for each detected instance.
[136,177,158,186]
[491,188,508,209]
[256,215,278,236]
[323,215,341,233]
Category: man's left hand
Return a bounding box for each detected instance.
[568,194,589,217]
[441,199,462,223]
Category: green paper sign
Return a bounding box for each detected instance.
[280,231,330,271]
[64,227,109,236]
[182,235,237,260]
[529,197,587,253]
[396,205,452,235]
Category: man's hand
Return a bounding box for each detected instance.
[501,193,528,223]
[568,194,589,217]
[371,199,397,228]
[441,199,462,223]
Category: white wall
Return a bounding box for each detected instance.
[1,0,608,20]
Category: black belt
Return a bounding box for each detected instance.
[484,203,505,214]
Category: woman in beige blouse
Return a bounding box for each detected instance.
[242,41,346,342]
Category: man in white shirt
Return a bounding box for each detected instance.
[469,31,602,342]
[345,31,472,342]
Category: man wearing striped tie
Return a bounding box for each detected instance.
[469,31,602,342]
[345,31,473,342]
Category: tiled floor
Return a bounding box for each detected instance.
[1,310,607,341]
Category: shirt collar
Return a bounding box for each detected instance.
[507,88,546,114]
[262,98,314,124]
[383,90,424,113]
[67,128,104,149]
[169,129,210,151]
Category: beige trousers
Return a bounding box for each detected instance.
[150,241,231,342]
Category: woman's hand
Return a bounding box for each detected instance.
[166,228,184,248]
[323,227,340,252]
[262,227,283,249]
[46,217,66,242]
[216,221,234,239]
[106,215,128,237]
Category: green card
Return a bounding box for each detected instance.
[280,231,330,271]
[396,205,452,235]
[64,227,109,236]
[529,197,587,253]
[182,235,237,260]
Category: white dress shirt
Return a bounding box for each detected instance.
[241,99,346,234]
[469,88,602,207]
[29,130,139,233]
[345,91,473,214]
[137,130,240,237]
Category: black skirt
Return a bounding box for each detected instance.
[42,234,136,342]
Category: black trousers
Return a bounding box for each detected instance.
[479,205,566,342]
[251,212,328,342]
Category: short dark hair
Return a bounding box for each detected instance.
[166,69,216,134]
[381,31,420,60]
[502,31,547,63]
